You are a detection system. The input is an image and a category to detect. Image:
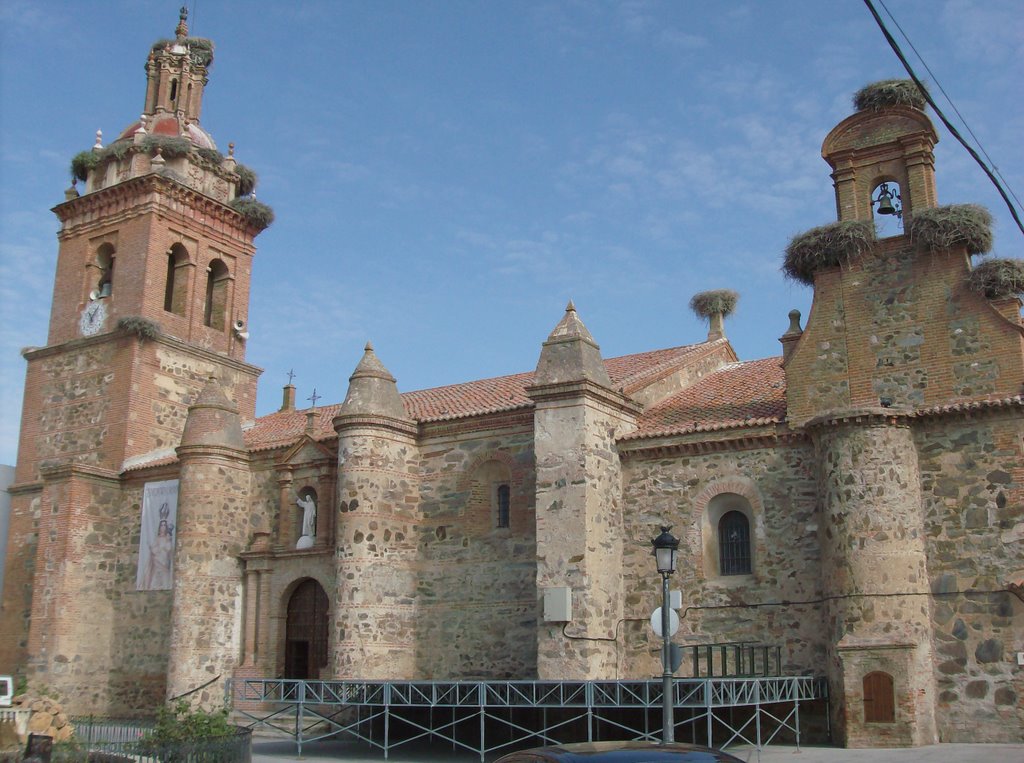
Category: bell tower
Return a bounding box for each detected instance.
[0,10,268,713]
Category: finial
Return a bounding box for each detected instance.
[566,299,576,313]
[93,130,103,150]
[228,142,235,157]
[785,309,803,336]
[364,341,374,352]
[151,147,166,166]
[135,115,147,135]
[176,6,189,39]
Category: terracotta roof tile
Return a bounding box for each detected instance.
[626,357,787,440]
[244,342,709,450]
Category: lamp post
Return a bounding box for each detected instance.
[651,525,679,744]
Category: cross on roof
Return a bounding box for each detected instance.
[286,368,296,385]
[307,387,321,409]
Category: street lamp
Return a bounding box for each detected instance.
[651,525,679,744]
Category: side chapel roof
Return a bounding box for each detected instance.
[244,340,727,452]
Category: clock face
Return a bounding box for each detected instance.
[79,300,107,336]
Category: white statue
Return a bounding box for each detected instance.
[296,493,317,549]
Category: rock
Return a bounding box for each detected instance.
[975,639,1003,663]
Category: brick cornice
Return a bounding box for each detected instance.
[37,460,121,484]
[22,326,262,378]
[52,173,257,250]
[618,424,806,460]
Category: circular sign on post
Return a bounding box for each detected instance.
[650,607,679,637]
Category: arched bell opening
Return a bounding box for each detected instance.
[870,180,903,238]
[284,577,330,679]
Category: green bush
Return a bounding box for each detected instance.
[853,79,927,112]
[967,258,1024,300]
[783,220,876,285]
[689,289,739,319]
[909,203,993,255]
[229,198,275,231]
[117,316,161,340]
[134,701,237,763]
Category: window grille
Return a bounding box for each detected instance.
[718,510,751,575]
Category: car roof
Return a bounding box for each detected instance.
[494,740,745,762]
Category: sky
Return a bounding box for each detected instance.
[0,0,1021,466]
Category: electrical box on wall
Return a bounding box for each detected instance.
[543,586,572,622]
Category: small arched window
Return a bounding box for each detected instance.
[96,243,115,298]
[163,243,189,315]
[496,484,511,529]
[203,259,230,330]
[718,511,751,576]
[863,671,895,723]
[169,78,178,104]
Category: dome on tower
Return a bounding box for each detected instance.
[116,115,217,150]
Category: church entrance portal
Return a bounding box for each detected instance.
[284,579,330,679]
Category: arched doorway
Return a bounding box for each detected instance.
[285,578,330,679]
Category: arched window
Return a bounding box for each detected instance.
[163,243,189,315]
[718,511,751,576]
[203,259,230,330]
[496,484,511,529]
[871,180,903,237]
[471,459,513,531]
[863,671,895,723]
[96,243,115,298]
[169,78,178,104]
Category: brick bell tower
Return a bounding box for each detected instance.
[0,9,267,713]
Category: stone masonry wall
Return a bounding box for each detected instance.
[167,452,251,708]
[414,420,536,679]
[785,240,1024,427]
[535,396,634,680]
[813,416,937,747]
[916,412,1023,743]
[334,427,421,679]
[619,440,824,680]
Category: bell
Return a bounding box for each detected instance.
[876,187,896,215]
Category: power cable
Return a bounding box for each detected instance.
[862,0,1024,238]
[876,0,1024,213]
[561,586,1012,643]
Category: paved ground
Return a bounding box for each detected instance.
[252,737,1024,762]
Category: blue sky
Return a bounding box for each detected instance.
[0,0,1021,466]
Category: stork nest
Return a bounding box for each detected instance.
[117,316,161,340]
[783,220,876,285]
[230,197,275,231]
[853,79,928,112]
[967,258,1024,300]
[909,204,993,255]
[689,289,739,319]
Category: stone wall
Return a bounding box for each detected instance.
[619,439,824,679]
[414,420,537,679]
[812,414,936,747]
[334,425,421,679]
[917,412,1023,743]
[785,240,1024,427]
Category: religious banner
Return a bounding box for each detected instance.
[136,479,179,591]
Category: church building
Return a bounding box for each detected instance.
[1,11,1021,749]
